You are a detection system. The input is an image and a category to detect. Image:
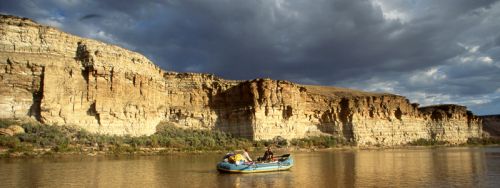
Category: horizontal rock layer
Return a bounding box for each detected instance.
[0,15,483,145]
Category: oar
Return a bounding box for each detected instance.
[270,154,290,160]
[279,154,290,158]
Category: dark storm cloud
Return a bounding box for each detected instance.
[79,14,101,21]
[1,0,499,115]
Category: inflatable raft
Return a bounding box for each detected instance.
[217,154,293,173]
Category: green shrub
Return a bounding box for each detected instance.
[53,143,72,152]
[290,135,346,148]
[273,136,288,147]
[253,140,270,149]
[9,142,34,153]
[0,136,21,148]
[0,118,18,128]
[408,138,448,146]
[1,118,356,154]
[110,144,137,154]
[467,137,500,145]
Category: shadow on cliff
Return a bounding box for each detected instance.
[419,104,482,140]
[208,81,256,140]
[338,98,355,140]
[313,97,358,143]
[480,115,500,137]
[28,66,45,122]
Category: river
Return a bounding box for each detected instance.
[1,147,499,187]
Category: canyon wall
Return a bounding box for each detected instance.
[0,15,483,145]
[481,115,500,137]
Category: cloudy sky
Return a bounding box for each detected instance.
[1,0,499,115]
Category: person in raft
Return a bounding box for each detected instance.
[223,152,235,162]
[243,148,253,163]
[263,147,274,161]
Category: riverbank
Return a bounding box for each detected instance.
[1,118,499,158]
[0,118,346,158]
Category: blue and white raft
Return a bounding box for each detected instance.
[217,154,293,173]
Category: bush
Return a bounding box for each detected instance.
[273,136,288,147]
[408,138,448,146]
[254,140,272,148]
[467,137,500,145]
[1,118,351,154]
[149,122,254,150]
[289,135,346,148]
[110,144,137,154]
[53,143,73,152]
[0,118,18,128]
[16,121,77,148]
[0,136,21,148]
[9,142,34,153]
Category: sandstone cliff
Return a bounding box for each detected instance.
[481,115,500,138]
[0,15,483,146]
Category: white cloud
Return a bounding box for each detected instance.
[467,99,491,105]
[80,27,134,50]
[372,0,410,23]
[409,67,446,85]
[407,91,494,107]
[455,43,496,66]
[478,56,493,64]
[459,56,474,63]
[38,17,64,28]
[381,9,408,21]
[406,92,452,106]
[341,77,400,94]
[468,46,480,53]
[367,81,398,93]
[457,43,480,53]
[268,0,300,23]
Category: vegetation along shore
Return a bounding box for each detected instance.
[1,118,498,158]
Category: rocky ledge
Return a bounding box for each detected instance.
[0,14,484,146]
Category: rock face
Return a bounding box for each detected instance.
[481,115,500,137]
[0,15,483,145]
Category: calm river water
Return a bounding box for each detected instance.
[1,147,500,187]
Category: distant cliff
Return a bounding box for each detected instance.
[0,14,483,146]
[481,115,500,138]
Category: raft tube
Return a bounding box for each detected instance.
[217,156,293,173]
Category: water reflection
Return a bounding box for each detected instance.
[283,147,491,187]
[215,171,294,188]
[292,151,356,187]
[351,148,486,187]
[0,147,498,187]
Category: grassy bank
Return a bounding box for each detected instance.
[3,118,497,158]
[0,118,253,156]
[466,137,500,145]
[407,138,450,146]
[406,137,500,146]
[0,118,348,157]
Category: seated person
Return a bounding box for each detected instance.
[242,148,253,162]
[223,152,235,162]
[263,147,274,161]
